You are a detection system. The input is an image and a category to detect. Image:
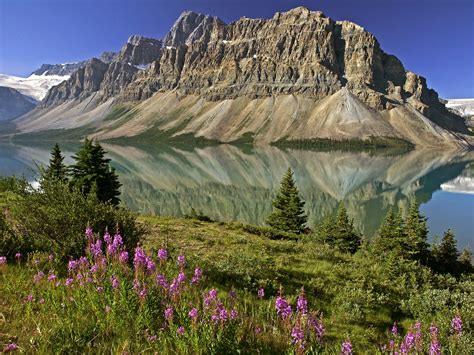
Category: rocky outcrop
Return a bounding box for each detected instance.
[40,58,109,107]
[115,35,162,65]
[0,87,37,121]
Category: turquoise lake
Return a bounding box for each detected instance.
[0,142,473,250]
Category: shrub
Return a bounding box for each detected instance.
[9,179,145,260]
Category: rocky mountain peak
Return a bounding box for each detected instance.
[116,35,162,65]
[163,11,225,47]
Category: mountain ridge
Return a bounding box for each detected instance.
[11,7,474,148]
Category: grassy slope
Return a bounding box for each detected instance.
[138,216,393,347]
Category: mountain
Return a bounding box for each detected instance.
[0,87,37,121]
[445,99,474,129]
[12,7,474,148]
[0,72,70,101]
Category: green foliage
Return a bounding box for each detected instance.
[184,208,214,222]
[266,168,307,234]
[70,138,122,206]
[313,203,361,253]
[42,143,68,185]
[9,179,144,259]
[405,200,429,263]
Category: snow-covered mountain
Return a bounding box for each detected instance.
[445,99,474,117]
[0,73,70,101]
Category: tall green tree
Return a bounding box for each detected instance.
[42,143,68,184]
[405,200,429,262]
[373,207,404,255]
[458,248,473,275]
[330,202,361,253]
[70,138,121,206]
[266,168,307,234]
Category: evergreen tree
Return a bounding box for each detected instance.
[331,202,361,253]
[70,138,122,206]
[437,229,459,274]
[42,143,68,184]
[405,200,429,262]
[266,168,307,234]
[373,207,403,255]
[458,248,473,275]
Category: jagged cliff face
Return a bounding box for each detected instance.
[18,7,473,147]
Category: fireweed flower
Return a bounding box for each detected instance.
[341,340,353,354]
[191,267,202,285]
[113,232,123,248]
[90,239,103,258]
[414,321,423,350]
[189,307,199,320]
[48,254,54,262]
[291,327,305,346]
[258,287,265,299]
[96,286,104,293]
[451,315,462,334]
[429,339,441,355]
[164,307,174,322]
[308,316,325,340]
[156,274,169,289]
[219,308,228,322]
[65,278,74,287]
[296,289,308,314]
[177,272,186,284]
[146,257,156,272]
[103,230,112,244]
[176,326,185,335]
[230,308,238,320]
[25,294,34,302]
[204,289,218,308]
[111,275,119,290]
[391,321,398,337]
[429,324,439,337]
[177,255,186,268]
[3,343,18,352]
[0,256,6,265]
[85,226,93,240]
[15,252,21,259]
[68,259,79,272]
[134,247,147,271]
[119,251,129,264]
[402,331,415,352]
[48,273,57,282]
[158,248,168,261]
[275,295,292,319]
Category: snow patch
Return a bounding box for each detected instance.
[0,73,70,101]
[445,98,474,117]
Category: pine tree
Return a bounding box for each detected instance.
[331,202,361,253]
[70,138,122,206]
[458,248,473,275]
[266,168,307,234]
[437,229,459,274]
[42,143,68,184]
[405,200,429,263]
[373,207,398,253]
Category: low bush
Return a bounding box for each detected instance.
[6,179,145,260]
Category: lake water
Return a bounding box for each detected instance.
[0,142,473,250]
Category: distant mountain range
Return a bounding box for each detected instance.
[1,7,473,148]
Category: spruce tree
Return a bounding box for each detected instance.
[439,229,459,271]
[405,200,429,262]
[458,248,473,275]
[42,143,68,184]
[70,138,122,206]
[332,202,361,253]
[266,168,307,234]
[373,207,399,254]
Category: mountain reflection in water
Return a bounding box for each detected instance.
[1,142,473,249]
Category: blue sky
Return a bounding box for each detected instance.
[0,0,472,98]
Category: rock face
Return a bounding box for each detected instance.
[18,7,473,147]
[0,86,37,121]
[30,52,117,77]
